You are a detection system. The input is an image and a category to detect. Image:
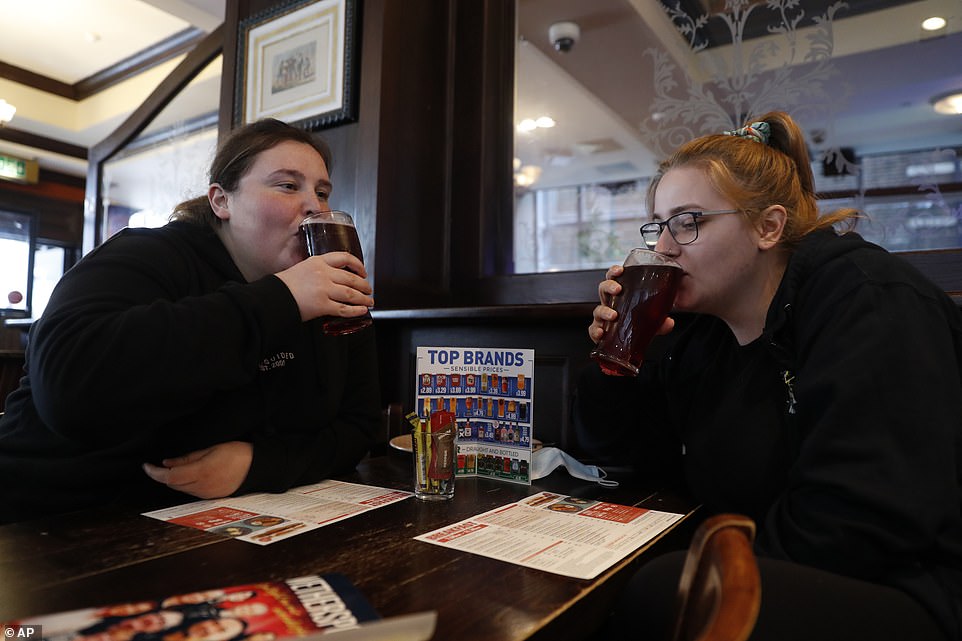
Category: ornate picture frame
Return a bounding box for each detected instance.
[235,0,359,130]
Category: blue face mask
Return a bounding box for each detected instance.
[530,447,619,487]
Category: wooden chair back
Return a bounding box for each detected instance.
[670,513,761,641]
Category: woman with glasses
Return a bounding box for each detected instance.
[579,111,962,641]
[0,119,380,523]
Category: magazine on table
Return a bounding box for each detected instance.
[1,574,436,641]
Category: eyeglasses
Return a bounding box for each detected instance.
[639,209,741,249]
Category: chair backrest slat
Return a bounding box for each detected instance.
[670,513,761,641]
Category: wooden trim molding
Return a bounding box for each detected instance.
[0,61,74,99]
[0,127,87,159]
[372,303,595,321]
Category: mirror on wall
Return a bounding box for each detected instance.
[514,0,962,274]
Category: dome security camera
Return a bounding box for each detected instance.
[549,21,580,53]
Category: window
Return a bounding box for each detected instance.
[0,210,79,320]
[515,180,649,273]
[0,210,34,317]
[31,242,73,319]
[820,148,962,252]
[102,125,218,240]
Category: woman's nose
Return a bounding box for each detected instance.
[304,195,331,216]
[654,227,676,255]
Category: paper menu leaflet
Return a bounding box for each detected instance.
[415,492,685,580]
[142,480,411,545]
[416,347,534,485]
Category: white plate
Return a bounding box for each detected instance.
[390,434,413,452]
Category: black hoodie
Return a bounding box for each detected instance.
[0,221,381,522]
[577,229,962,639]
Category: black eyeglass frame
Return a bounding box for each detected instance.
[639,209,741,249]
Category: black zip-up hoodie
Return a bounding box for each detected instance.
[577,229,962,639]
[0,221,381,523]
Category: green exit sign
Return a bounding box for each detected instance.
[0,153,39,184]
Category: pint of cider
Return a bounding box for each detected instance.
[300,211,373,336]
[590,248,682,376]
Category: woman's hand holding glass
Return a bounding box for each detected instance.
[276,251,374,322]
[588,263,675,345]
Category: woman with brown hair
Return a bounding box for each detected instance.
[0,119,380,522]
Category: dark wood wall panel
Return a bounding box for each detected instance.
[531,355,575,451]
[367,1,454,308]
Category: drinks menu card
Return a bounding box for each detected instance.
[415,492,686,580]
[143,480,411,545]
[415,347,535,485]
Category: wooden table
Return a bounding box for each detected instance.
[0,453,697,641]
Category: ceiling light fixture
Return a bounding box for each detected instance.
[517,119,537,133]
[932,90,962,115]
[517,116,556,133]
[0,99,16,125]
[921,16,947,31]
[514,164,542,187]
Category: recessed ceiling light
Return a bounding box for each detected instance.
[517,116,556,133]
[922,16,946,31]
[84,31,101,43]
[514,164,542,187]
[932,90,962,115]
[517,119,537,133]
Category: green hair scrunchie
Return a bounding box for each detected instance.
[723,121,771,144]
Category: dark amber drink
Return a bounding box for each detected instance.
[300,211,373,336]
[303,219,364,261]
[590,250,682,376]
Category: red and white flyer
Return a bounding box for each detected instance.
[414,491,685,579]
[143,480,411,545]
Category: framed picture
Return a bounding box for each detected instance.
[235,0,359,130]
